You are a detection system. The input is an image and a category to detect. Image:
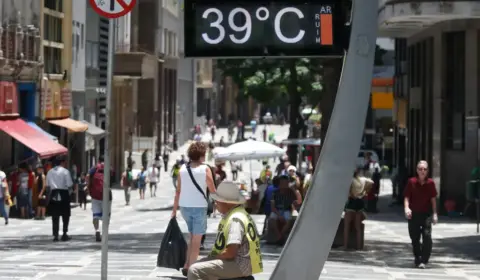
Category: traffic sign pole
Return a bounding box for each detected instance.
[101,18,116,280]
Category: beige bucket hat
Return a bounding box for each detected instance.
[210,181,247,204]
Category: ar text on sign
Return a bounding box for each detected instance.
[315,6,333,45]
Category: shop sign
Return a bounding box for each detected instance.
[0,82,18,117]
[41,81,71,119]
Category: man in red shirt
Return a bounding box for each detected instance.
[403,160,438,269]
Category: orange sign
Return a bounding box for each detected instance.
[41,81,71,119]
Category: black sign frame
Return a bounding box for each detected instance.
[184,0,348,58]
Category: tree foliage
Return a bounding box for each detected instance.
[216,45,387,165]
[216,58,323,106]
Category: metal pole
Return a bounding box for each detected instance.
[270,1,378,279]
[101,18,116,280]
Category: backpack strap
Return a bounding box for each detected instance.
[186,164,208,202]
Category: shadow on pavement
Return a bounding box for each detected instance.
[328,234,480,269]
[136,206,174,212]
[2,231,479,268]
[362,195,479,226]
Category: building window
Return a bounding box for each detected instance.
[86,41,99,72]
[44,46,62,74]
[44,14,63,43]
[44,0,63,12]
[444,31,466,150]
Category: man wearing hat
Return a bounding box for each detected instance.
[46,155,73,242]
[188,181,262,280]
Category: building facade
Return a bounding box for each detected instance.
[39,0,88,169]
[109,0,198,175]
[0,0,43,167]
[380,0,480,209]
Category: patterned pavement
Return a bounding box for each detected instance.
[1,127,480,279]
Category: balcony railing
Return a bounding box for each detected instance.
[115,43,157,56]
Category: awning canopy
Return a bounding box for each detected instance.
[0,119,67,158]
[48,118,88,132]
[27,121,58,142]
[82,120,105,138]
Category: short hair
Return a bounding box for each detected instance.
[417,160,428,169]
[187,142,207,161]
[55,155,67,165]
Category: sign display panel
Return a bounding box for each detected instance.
[184,0,348,58]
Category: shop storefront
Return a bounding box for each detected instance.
[0,81,67,168]
[40,79,88,166]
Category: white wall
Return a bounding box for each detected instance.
[116,14,131,51]
[71,0,86,92]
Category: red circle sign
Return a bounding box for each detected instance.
[89,0,136,19]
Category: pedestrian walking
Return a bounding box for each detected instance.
[171,142,216,276]
[46,156,74,242]
[230,161,238,181]
[137,168,147,200]
[0,168,10,225]
[163,148,170,172]
[148,164,160,197]
[35,165,47,219]
[76,172,88,210]
[16,163,31,219]
[121,167,133,205]
[88,155,113,242]
[171,160,181,189]
[141,149,148,170]
[404,160,438,269]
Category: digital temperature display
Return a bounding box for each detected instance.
[184,0,348,58]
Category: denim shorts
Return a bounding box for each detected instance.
[180,207,207,235]
[16,192,29,208]
[270,210,292,221]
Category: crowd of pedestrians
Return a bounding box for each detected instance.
[0,123,447,272]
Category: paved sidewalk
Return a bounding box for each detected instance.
[1,131,480,279]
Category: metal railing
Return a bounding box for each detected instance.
[115,43,158,56]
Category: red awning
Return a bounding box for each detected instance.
[0,119,67,158]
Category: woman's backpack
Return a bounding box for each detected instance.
[138,171,146,186]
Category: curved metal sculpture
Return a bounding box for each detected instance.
[270,1,379,279]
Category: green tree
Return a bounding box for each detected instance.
[217,58,323,165]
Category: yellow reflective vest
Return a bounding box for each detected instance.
[210,207,263,274]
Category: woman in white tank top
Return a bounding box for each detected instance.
[171,142,216,275]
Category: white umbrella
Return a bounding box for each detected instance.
[200,133,213,143]
[215,139,285,161]
[213,146,227,155]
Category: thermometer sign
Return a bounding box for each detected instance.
[184,0,348,58]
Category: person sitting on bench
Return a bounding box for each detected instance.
[188,181,262,280]
[268,175,296,244]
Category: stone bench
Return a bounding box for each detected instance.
[332,214,365,249]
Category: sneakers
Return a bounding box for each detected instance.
[95,232,102,242]
[416,263,426,269]
[53,236,59,242]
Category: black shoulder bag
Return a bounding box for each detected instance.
[186,164,214,215]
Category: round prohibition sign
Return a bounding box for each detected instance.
[89,0,137,19]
